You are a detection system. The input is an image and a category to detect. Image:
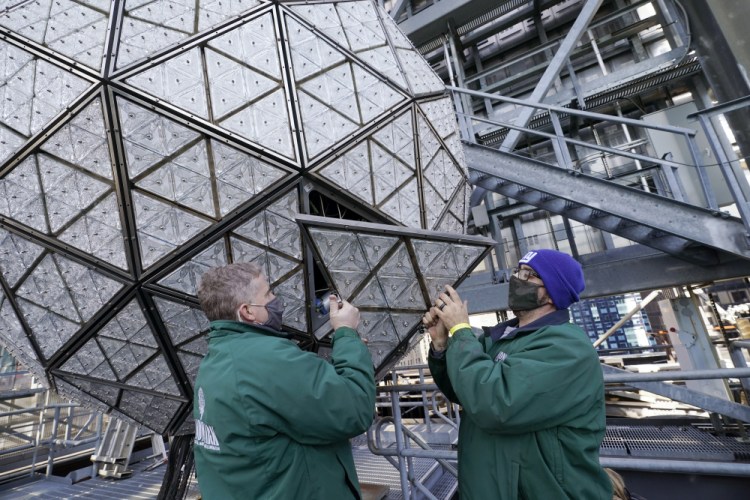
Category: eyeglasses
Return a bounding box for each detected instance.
[512,267,541,281]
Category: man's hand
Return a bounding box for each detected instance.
[433,285,469,331]
[329,295,360,330]
[423,308,448,351]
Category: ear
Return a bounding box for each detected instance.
[237,304,257,323]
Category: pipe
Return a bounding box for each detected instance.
[604,367,750,383]
[594,290,660,347]
[600,457,750,477]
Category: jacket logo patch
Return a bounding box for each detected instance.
[494,351,508,363]
[195,387,221,451]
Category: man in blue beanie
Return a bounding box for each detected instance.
[424,249,611,499]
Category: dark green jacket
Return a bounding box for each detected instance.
[428,310,611,500]
[193,321,375,500]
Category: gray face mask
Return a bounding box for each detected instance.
[508,276,546,312]
[261,296,285,331]
[236,297,285,331]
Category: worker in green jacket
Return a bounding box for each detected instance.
[424,249,612,499]
[193,262,376,499]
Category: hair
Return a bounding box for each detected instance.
[604,468,630,500]
[197,262,264,321]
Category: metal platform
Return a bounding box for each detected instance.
[0,424,748,499]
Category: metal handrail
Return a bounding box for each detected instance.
[447,86,697,136]
[371,367,750,488]
[0,389,104,481]
[447,84,749,215]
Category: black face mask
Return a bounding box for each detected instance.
[508,276,546,311]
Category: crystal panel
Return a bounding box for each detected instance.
[233,190,302,260]
[155,297,210,347]
[118,98,201,178]
[358,311,398,344]
[351,276,388,308]
[126,47,208,119]
[133,191,212,268]
[118,389,183,435]
[160,240,228,295]
[0,228,45,287]
[16,299,79,359]
[317,142,373,203]
[40,98,113,180]
[59,194,128,270]
[418,98,465,164]
[0,159,52,234]
[127,355,180,396]
[136,142,214,216]
[288,4,348,48]
[286,17,346,81]
[60,338,115,380]
[396,47,445,96]
[380,178,421,228]
[0,289,42,380]
[57,377,117,412]
[117,0,261,70]
[273,269,306,332]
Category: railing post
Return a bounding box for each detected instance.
[390,372,411,499]
[46,406,61,477]
[549,111,573,169]
[419,367,432,433]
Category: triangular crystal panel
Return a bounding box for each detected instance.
[274,269,307,332]
[126,48,208,119]
[160,240,228,295]
[351,275,388,308]
[127,355,180,396]
[155,297,210,347]
[0,228,45,287]
[16,298,80,359]
[132,191,212,268]
[317,142,373,204]
[379,178,421,228]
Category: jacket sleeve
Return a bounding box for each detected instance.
[445,327,603,434]
[427,348,460,404]
[237,327,376,445]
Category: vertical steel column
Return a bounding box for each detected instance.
[657,293,732,402]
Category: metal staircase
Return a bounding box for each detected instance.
[465,141,750,265]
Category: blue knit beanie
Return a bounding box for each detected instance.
[518,249,585,309]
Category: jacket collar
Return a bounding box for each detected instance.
[483,309,571,342]
[208,320,293,339]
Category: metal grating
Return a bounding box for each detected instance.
[612,425,738,462]
[600,425,629,457]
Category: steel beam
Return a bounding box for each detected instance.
[395,0,504,47]
[458,245,750,314]
[500,0,604,152]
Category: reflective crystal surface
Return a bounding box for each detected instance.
[300,215,492,377]
[0,0,476,434]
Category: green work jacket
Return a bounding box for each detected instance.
[428,310,612,499]
[193,321,375,500]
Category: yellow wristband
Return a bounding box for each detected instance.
[449,323,471,336]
